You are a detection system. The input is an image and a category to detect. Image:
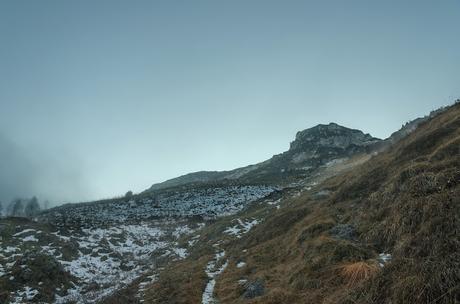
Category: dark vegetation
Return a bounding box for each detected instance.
[2,196,43,218]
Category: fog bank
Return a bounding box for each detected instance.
[0,132,93,207]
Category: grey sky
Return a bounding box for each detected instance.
[0,0,459,204]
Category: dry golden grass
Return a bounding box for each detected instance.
[338,260,379,287]
[140,102,460,304]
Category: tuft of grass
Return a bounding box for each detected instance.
[338,260,379,287]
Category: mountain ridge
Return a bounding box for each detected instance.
[147,105,453,194]
[147,122,381,192]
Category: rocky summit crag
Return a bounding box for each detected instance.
[148,122,381,191]
[289,123,379,154]
[271,123,380,170]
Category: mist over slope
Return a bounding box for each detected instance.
[0,133,36,205]
[0,133,92,207]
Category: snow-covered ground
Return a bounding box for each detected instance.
[41,185,276,228]
[1,185,276,303]
[224,218,260,238]
[10,286,39,304]
[0,221,202,304]
[55,222,197,303]
[0,263,5,277]
[378,253,392,267]
[266,199,281,206]
[202,250,228,304]
[12,229,38,237]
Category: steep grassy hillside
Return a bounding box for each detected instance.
[146,102,459,304]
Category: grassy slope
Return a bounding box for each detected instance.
[145,103,460,304]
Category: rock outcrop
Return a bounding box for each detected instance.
[289,123,379,153]
[146,123,381,191]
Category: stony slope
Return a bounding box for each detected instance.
[0,216,205,303]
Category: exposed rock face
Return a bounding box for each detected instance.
[248,123,381,180]
[329,224,357,240]
[243,279,265,299]
[374,103,453,151]
[289,123,380,154]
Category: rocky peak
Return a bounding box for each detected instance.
[146,123,382,191]
[289,123,380,152]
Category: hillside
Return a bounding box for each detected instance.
[0,103,458,304]
[0,120,383,304]
[147,123,380,192]
[143,102,460,304]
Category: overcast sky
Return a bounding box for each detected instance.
[0,0,459,204]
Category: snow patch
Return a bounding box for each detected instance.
[52,223,200,303]
[13,229,38,237]
[202,251,228,304]
[224,218,260,238]
[2,246,19,253]
[172,247,188,259]
[10,286,39,303]
[22,235,39,242]
[378,253,392,267]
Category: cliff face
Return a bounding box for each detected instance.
[233,123,381,184]
[290,123,379,152]
[283,123,380,168]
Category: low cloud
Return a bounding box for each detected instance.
[0,132,93,207]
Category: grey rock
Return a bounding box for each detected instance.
[243,279,265,299]
[290,123,379,152]
[329,224,356,240]
[313,190,331,199]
